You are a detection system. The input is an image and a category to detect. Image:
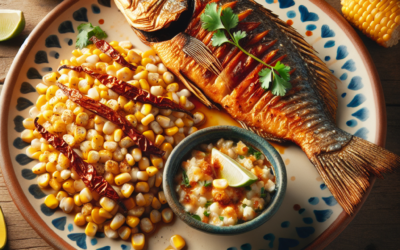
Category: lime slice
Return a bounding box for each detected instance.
[211,148,258,187]
[0,206,7,250]
[0,10,25,42]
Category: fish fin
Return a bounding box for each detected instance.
[176,70,219,110]
[237,121,286,143]
[311,136,400,215]
[248,0,338,121]
[182,34,224,76]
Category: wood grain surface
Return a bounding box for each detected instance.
[0,0,399,249]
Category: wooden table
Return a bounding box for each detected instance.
[0,0,399,249]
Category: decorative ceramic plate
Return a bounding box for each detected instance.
[0,0,385,249]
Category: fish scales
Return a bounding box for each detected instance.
[115,0,400,214]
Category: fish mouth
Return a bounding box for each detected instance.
[115,0,195,43]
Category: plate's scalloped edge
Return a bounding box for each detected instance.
[0,0,386,250]
[305,1,385,249]
[0,1,79,250]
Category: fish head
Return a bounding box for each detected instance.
[114,0,195,44]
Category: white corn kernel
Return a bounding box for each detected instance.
[103,121,118,135]
[140,218,154,233]
[110,213,126,231]
[60,197,74,213]
[145,63,158,73]
[162,208,174,223]
[163,72,174,84]
[100,197,117,212]
[60,169,71,180]
[132,148,142,162]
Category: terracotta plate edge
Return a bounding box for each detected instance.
[0,0,79,249]
[0,0,387,249]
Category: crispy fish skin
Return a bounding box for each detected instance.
[115,0,400,214]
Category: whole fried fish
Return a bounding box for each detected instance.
[115,0,400,214]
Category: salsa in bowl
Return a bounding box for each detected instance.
[163,126,287,235]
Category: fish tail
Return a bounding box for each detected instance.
[310,136,400,215]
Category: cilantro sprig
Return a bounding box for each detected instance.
[76,23,107,49]
[181,170,191,188]
[200,3,291,96]
[248,146,262,160]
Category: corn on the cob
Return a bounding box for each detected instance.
[342,0,400,47]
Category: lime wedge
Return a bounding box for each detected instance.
[0,10,25,42]
[212,148,258,187]
[0,206,7,250]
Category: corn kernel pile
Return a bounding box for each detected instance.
[20,40,204,249]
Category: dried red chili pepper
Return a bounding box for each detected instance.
[89,36,136,72]
[34,118,120,201]
[57,65,193,117]
[56,82,165,157]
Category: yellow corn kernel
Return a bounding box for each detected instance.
[36,83,49,95]
[100,197,117,212]
[49,178,62,191]
[134,111,145,123]
[112,128,123,142]
[154,135,165,147]
[52,171,63,183]
[131,233,145,250]
[21,129,34,143]
[22,118,35,130]
[46,161,57,172]
[53,120,67,133]
[213,179,229,189]
[36,95,47,110]
[123,197,136,210]
[104,172,115,185]
[63,179,76,194]
[38,152,49,162]
[166,83,179,92]
[121,183,134,198]
[136,182,150,193]
[143,194,154,207]
[151,197,162,210]
[142,49,156,58]
[123,100,135,114]
[80,187,93,204]
[90,134,104,151]
[116,67,133,81]
[60,197,74,213]
[118,226,132,240]
[165,126,179,136]
[115,173,132,186]
[139,79,150,91]
[37,173,50,188]
[99,208,113,219]
[141,104,152,115]
[126,215,140,228]
[44,194,59,209]
[99,53,112,62]
[158,191,167,204]
[58,153,70,169]
[146,167,159,177]
[99,150,112,163]
[110,204,120,216]
[72,49,83,57]
[142,130,155,142]
[74,213,86,226]
[110,213,126,230]
[161,142,173,160]
[56,191,69,201]
[85,222,98,237]
[92,207,107,224]
[155,172,162,188]
[140,114,154,127]
[74,193,83,206]
[46,85,59,101]
[74,126,87,143]
[86,215,94,223]
[141,58,153,67]
[150,155,163,169]
[170,235,186,250]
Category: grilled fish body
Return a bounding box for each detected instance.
[115,0,400,214]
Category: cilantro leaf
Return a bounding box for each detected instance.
[205,200,213,208]
[260,187,266,198]
[242,204,247,208]
[238,155,245,159]
[191,214,201,221]
[76,23,107,49]
[204,181,212,187]
[181,170,191,188]
[274,61,291,81]
[232,30,246,44]
[203,210,210,217]
[248,146,262,160]
[259,68,273,90]
[245,186,252,191]
[201,3,224,31]
[219,216,224,221]
[271,72,292,97]
[221,7,238,31]
[212,30,230,47]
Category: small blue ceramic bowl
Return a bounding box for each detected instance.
[163,126,287,235]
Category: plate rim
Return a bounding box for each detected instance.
[0,0,386,249]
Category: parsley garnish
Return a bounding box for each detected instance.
[204,211,210,217]
[219,216,224,221]
[260,187,266,198]
[238,155,245,159]
[181,170,191,188]
[248,146,262,160]
[242,204,247,208]
[76,23,107,49]
[204,181,212,187]
[201,3,291,96]
[205,200,213,208]
[245,186,252,191]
